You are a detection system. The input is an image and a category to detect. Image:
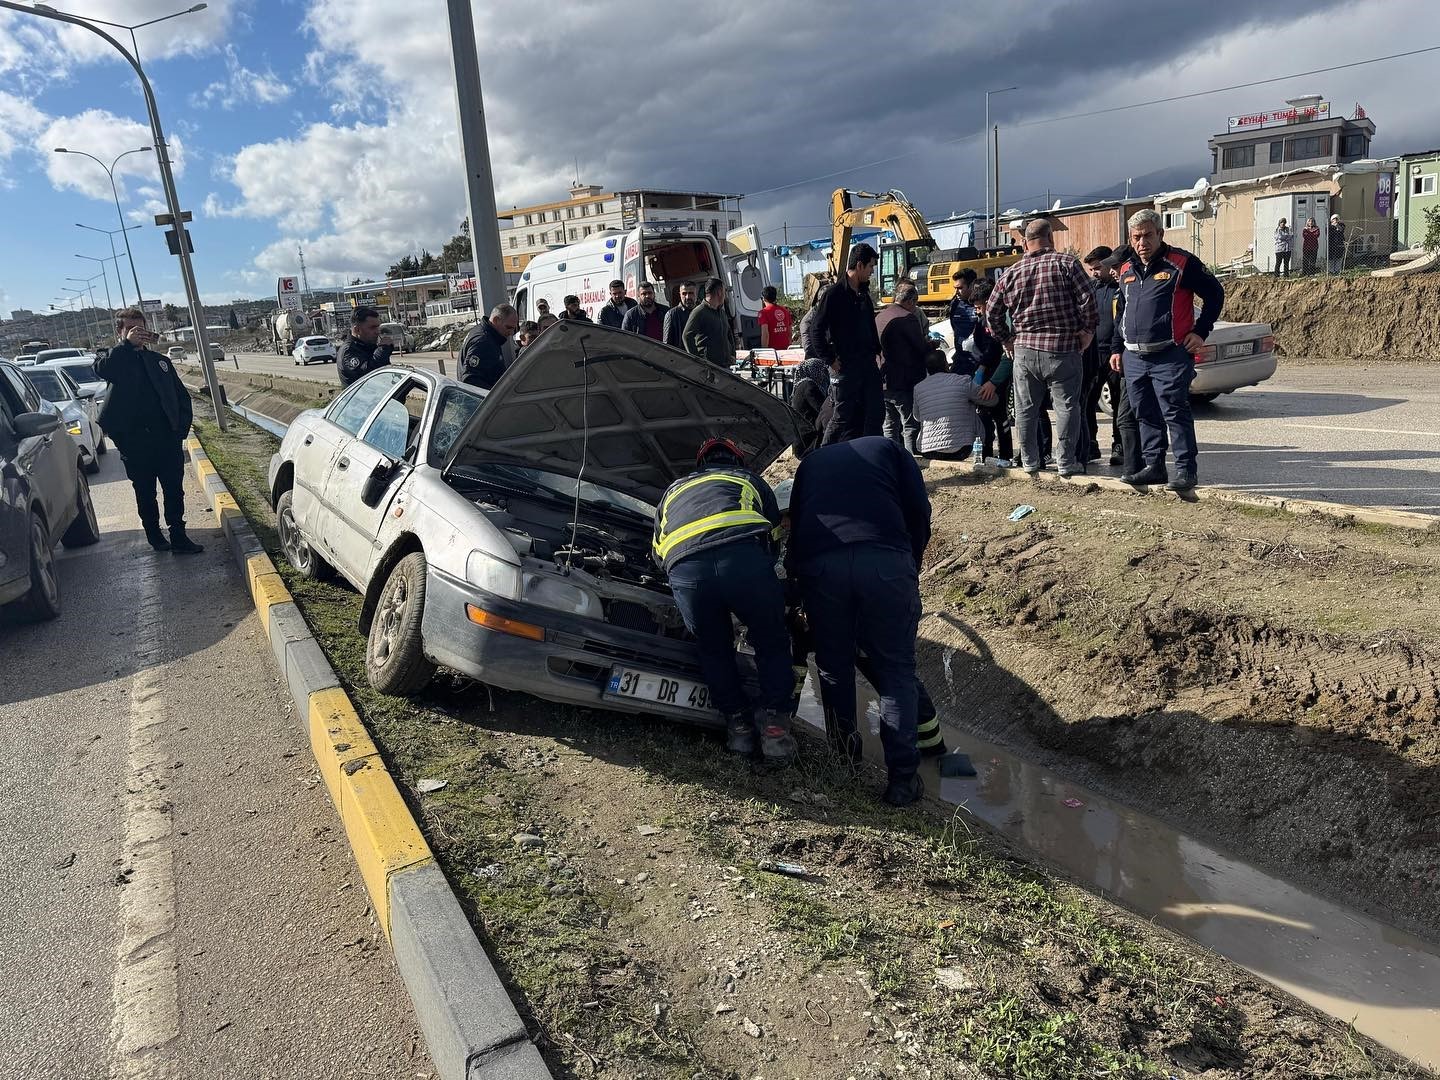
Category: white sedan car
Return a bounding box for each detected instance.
[18,363,105,472]
[267,324,799,722]
[292,336,337,366]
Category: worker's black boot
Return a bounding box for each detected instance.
[723,711,756,757]
[758,709,799,767]
[882,772,925,808]
[1121,463,1168,487]
[169,527,204,555]
[143,523,170,551]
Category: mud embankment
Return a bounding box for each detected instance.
[1224,274,1440,362]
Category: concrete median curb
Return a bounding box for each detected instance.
[183,434,552,1080]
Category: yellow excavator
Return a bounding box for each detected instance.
[804,188,1023,311]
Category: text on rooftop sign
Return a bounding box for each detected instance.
[1227,102,1330,132]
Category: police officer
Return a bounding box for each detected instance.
[96,308,203,553]
[338,305,393,387]
[653,438,796,765]
[787,435,932,806]
[1110,210,1225,491]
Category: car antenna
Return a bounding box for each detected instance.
[562,336,593,572]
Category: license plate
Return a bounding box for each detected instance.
[606,666,714,713]
[1222,341,1255,359]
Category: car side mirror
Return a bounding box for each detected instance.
[361,457,401,508]
[75,384,98,399]
[13,411,62,439]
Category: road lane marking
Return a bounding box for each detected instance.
[1281,422,1440,439]
[110,555,179,1079]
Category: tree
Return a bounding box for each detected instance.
[227,307,240,330]
[438,218,471,273]
[386,254,420,278]
[162,303,184,328]
[1423,204,1440,253]
[418,249,437,272]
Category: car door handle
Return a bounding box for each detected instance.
[336,456,349,470]
[303,434,314,446]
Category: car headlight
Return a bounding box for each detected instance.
[465,549,522,599]
[67,423,83,436]
[523,572,597,617]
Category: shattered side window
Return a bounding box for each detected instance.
[429,387,484,464]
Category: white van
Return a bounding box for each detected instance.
[513,223,769,346]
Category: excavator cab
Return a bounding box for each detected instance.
[878,238,941,300]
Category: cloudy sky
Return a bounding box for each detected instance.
[2,0,1437,318]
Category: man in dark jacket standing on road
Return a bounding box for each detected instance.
[97,308,203,553]
[458,303,519,390]
[598,280,636,329]
[812,242,882,444]
[664,282,697,349]
[788,435,931,806]
[338,305,393,388]
[621,281,668,340]
[877,283,942,454]
[683,278,736,367]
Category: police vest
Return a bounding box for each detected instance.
[652,468,779,571]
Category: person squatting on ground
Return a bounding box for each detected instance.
[338,304,393,387]
[96,308,203,554]
[877,282,944,455]
[652,438,797,766]
[786,435,933,806]
[911,346,987,460]
[966,281,1014,462]
[812,242,883,443]
[985,218,1097,478]
[1110,209,1225,492]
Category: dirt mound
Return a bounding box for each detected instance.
[1224,275,1440,362]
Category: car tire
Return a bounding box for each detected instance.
[1191,392,1220,404]
[365,551,435,696]
[62,472,101,549]
[12,512,61,621]
[276,489,333,581]
[95,433,107,455]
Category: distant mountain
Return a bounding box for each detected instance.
[1078,163,1211,203]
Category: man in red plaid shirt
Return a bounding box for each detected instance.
[986,218,1097,477]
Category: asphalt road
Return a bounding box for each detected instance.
[224,349,1440,514]
[0,451,429,1079]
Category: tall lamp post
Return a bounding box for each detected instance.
[68,274,106,340]
[12,1,227,429]
[60,287,94,345]
[76,222,142,308]
[984,86,1018,248]
[76,253,117,315]
[54,146,151,303]
[51,298,79,345]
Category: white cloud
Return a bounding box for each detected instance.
[193,45,292,110]
[38,109,184,202]
[0,91,46,187]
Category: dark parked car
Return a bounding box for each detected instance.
[0,363,101,620]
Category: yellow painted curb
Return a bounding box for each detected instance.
[196,458,218,484]
[307,689,434,935]
[245,551,279,593]
[213,491,239,522]
[251,573,291,631]
[186,436,202,453]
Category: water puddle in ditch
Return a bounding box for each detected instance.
[794,670,1440,1069]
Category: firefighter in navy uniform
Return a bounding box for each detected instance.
[653,438,797,765]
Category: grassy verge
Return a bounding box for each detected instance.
[193,412,1426,1079]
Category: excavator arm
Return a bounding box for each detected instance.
[826,188,934,278]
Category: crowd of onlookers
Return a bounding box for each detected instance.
[1272,213,1348,277]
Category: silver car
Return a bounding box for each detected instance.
[267,324,799,723]
[15,363,106,473]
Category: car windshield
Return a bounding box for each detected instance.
[37,349,84,362]
[24,370,69,402]
[59,362,100,383]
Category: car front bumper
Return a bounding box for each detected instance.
[421,567,725,730]
[1193,351,1277,395]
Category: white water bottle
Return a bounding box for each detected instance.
[971,435,984,460]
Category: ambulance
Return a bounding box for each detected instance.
[512,222,769,346]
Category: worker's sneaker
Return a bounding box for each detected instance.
[882,773,925,807]
[1166,471,1198,492]
[143,524,170,551]
[723,712,757,757]
[169,528,204,555]
[758,710,799,767]
[1121,464,1168,487]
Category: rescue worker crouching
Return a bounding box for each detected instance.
[653,438,798,765]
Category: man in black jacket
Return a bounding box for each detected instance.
[620,281,668,340]
[458,303,519,390]
[338,305,393,387]
[598,279,636,329]
[663,282,697,349]
[812,242,881,444]
[876,283,942,454]
[96,308,202,553]
[1082,246,1120,465]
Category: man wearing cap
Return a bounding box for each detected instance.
[652,438,796,765]
[559,294,591,322]
[1109,210,1224,492]
[598,279,636,329]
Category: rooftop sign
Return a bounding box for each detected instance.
[1227,101,1330,132]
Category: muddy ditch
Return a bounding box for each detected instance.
[194,408,1434,1078]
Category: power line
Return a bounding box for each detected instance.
[746,45,1438,203]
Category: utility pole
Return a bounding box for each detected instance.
[992,125,1001,245]
[444,0,506,315]
[985,86,1018,248]
[298,244,311,306]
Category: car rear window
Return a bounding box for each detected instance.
[59,362,100,383]
[37,348,84,362]
[304,337,329,346]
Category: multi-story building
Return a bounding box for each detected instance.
[497,184,743,280]
[1207,95,1375,184]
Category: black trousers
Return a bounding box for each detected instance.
[118,436,187,531]
[1274,251,1291,276]
[1111,372,1144,474]
[823,362,884,444]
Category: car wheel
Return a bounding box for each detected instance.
[1191,392,1219,404]
[95,433,107,455]
[13,512,61,621]
[62,472,101,548]
[276,489,332,581]
[365,551,436,696]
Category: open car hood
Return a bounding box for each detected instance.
[443,322,802,506]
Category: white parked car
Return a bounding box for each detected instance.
[292,336,337,366]
[40,357,109,412]
[34,347,93,365]
[267,324,799,720]
[167,346,187,362]
[19,363,105,473]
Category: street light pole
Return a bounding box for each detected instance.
[54,146,151,303]
[76,222,142,308]
[984,86,1018,248]
[12,2,227,429]
[68,274,105,339]
[76,254,116,316]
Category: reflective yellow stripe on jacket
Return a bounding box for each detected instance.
[653,473,774,562]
